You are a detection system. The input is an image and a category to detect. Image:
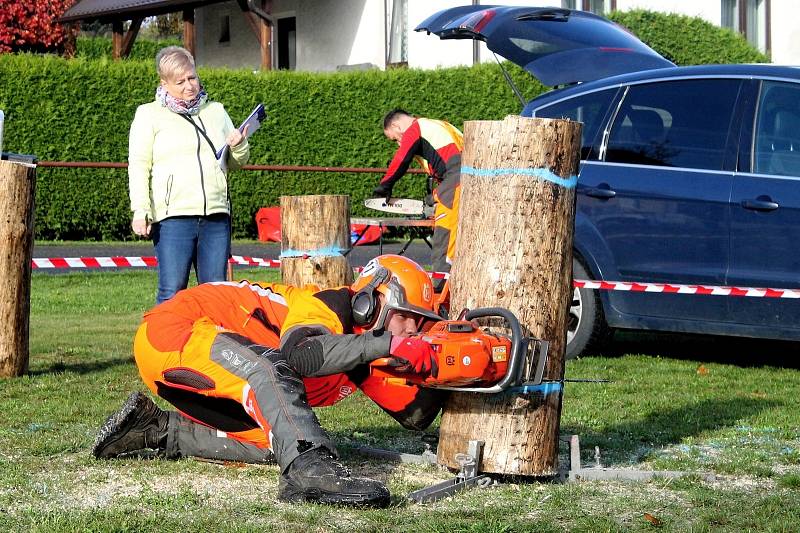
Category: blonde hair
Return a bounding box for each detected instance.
[156,46,196,81]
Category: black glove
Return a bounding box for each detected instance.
[372,183,393,201]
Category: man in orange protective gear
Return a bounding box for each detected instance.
[92,255,446,508]
[375,109,463,290]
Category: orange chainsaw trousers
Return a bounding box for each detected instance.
[134,314,334,470]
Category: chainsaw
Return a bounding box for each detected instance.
[370,307,549,394]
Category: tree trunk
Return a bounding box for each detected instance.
[0,160,36,377]
[280,195,354,288]
[436,116,581,476]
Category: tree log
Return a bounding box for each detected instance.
[0,160,36,377]
[437,116,581,476]
[280,195,354,288]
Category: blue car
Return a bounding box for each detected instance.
[418,6,800,358]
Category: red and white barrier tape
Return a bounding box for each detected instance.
[32,257,158,268]
[573,280,800,299]
[31,256,280,269]
[229,255,282,268]
[31,256,800,298]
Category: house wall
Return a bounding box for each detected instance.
[770,0,800,64]
[294,0,384,71]
[195,1,262,70]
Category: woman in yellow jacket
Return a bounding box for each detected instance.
[129,46,249,303]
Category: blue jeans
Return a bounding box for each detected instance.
[152,214,231,304]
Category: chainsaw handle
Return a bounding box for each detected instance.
[464,307,522,342]
[464,307,527,391]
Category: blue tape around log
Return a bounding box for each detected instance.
[507,382,563,395]
[279,246,346,258]
[461,166,578,189]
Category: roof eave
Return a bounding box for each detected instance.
[58,0,229,24]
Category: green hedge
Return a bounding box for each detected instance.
[75,36,182,62]
[0,54,538,239]
[0,11,768,241]
[608,10,770,65]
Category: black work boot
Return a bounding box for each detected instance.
[278,447,390,507]
[92,391,169,459]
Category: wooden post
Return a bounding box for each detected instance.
[120,18,143,59]
[436,116,581,476]
[0,160,36,377]
[112,21,123,60]
[280,195,354,288]
[240,0,273,71]
[183,9,196,58]
[259,9,272,71]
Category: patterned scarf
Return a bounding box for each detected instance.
[156,85,208,115]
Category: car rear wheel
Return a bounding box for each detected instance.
[566,259,612,359]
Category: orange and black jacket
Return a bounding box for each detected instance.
[147,280,389,407]
[147,280,444,430]
[380,118,464,188]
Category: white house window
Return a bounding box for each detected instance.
[721,0,770,53]
[561,0,616,14]
[386,0,408,65]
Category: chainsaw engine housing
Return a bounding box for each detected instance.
[371,320,511,388]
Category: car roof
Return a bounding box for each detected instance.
[525,63,800,108]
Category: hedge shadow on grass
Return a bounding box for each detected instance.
[28,356,134,377]
[608,332,800,370]
[566,396,775,466]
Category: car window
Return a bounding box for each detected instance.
[534,88,617,160]
[753,81,800,176]
[604,79,741,170]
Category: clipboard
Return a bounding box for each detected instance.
[217,103,267,172]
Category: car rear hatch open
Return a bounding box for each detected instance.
[415,5,674,87]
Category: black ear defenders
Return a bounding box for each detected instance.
[351,266,391,327]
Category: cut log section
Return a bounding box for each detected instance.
[437,116,582,476]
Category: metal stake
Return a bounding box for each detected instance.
[407,440,495,504]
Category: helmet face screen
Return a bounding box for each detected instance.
[373,278,441,332]
[381,308,438,335]
[417,316,437,333]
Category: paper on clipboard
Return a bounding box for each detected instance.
[217,103,267,172]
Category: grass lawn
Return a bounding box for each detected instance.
[1,268,798,531]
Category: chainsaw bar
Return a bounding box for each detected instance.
[364,197,424,215]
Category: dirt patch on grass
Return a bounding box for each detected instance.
[2,451,791,521]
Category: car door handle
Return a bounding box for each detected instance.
[741,198,779,211]
[584,186,617,199]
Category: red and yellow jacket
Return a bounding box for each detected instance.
[380,118,464,188]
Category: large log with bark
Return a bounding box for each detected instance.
[0,160,36,377]
[280,195,354,288]
[436,115,581,476]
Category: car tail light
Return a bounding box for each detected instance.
[459,9,496,34]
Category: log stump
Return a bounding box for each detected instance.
[436,116,581,476]
[280,195,354,288]
[0,160,36,377]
